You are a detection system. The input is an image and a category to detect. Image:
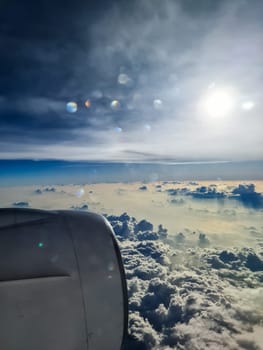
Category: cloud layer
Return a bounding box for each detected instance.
[105,212,263,349]
[0,0,262,160]
[165,183,263,209]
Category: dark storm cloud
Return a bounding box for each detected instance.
[0,0,126,149]
[1,0,263,160]
[0,0,113,96]
[105,213,263,350]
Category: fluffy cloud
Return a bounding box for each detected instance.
[71,203,89,210]
[190,186,226,199]
[34,187,57,194]
[231,184,263,209]
[43,187,56,192]
[170,198,185,205]
[204,248,263,275]
[165,183,263,209]
[105,213,263,349]
[12,201,30,207]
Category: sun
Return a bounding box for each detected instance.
[201,87,236,118]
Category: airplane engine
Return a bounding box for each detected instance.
[0,208,128,350]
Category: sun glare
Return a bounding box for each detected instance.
[242,100,255,111]
[201,88,236,118]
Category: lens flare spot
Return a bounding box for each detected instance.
[150,173,159,182]
[85,100,91,108]
[111,100,120,110]
[118,73,130,85]
[208,82,216,89]
[108,262,115,271]
[66,101,78,113]
[76,188,85,198]
[38,242,44,248]
[114,127,122,133]
[242,100,255,111]
[153,99,163,110]
[144,124,151,131]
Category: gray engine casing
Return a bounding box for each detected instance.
[0,208,128,350]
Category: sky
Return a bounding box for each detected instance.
[0,0,262,161]
[1,160,263,186]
